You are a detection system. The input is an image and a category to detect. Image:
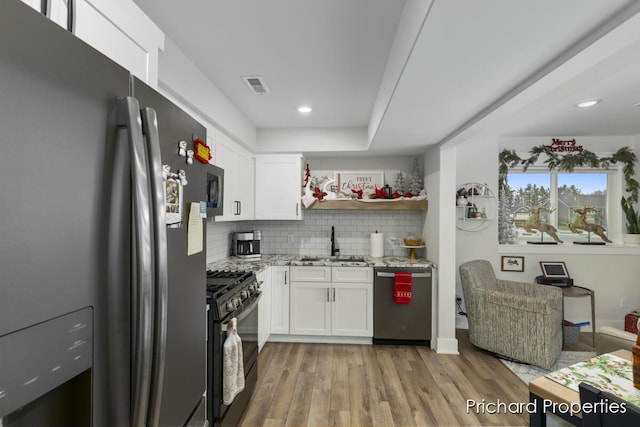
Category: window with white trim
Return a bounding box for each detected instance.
[501,168,617,244]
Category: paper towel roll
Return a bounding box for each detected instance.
[370,233,384,258]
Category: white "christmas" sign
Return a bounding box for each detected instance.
[335,171,384,194]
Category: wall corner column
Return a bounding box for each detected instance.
[435,144,459,354]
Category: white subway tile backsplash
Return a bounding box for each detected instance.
[206,210,425,259]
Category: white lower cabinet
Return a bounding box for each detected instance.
[331,282,373,337]
[270,266,290,335]
[290,266,373,337]
[290,282,332,336]
[257,268,271,351]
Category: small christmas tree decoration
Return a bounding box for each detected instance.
[395,172,406,194]
[498,186,515,244]
[408,158,424,195]
[303,163,311,187]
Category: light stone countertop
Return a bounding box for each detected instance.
[206,254,436,273]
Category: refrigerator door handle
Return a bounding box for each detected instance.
[140,107,169,427]
[116,97,154,427]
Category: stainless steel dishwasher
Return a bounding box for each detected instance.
[373,267,432,345]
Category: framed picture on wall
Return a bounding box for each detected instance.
[501,256,524,272]
[539,261,570,278]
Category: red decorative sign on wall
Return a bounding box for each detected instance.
[545,138,584,153]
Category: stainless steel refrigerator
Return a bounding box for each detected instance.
[0,1,207,426]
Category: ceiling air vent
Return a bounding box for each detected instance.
[242,75,271,95]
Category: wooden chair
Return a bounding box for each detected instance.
[579,382,640,427]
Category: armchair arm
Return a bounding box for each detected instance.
[484,288,562,315]
[497,279,563,301]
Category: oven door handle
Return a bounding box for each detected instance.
[221,294,261,332]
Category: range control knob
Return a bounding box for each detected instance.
[241,290,249,300]
[226,301,235,312]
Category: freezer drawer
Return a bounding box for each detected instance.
[373,268,432,344]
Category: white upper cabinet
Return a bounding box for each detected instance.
[22,0,164,87]
[255,154,303,220]
[213,131,254,222]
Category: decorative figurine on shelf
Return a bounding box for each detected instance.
[568,206,612,244]
[456,187,468,206]
[408,157,424,195]
[369,186,388,199]
[303,163,311,188]
[301,180,316,208]
[383,184,392,199]
[395,172,406,195]
[312,186,327,201]
[523,206,563,244]
[321,179,338,200]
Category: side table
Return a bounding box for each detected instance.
[562,285,596,348]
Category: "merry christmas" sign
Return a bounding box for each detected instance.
[335,171,384,194]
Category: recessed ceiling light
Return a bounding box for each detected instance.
[297,106,312,113]
[575,98,601,108]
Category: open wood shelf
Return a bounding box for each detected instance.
[304,199,428,211]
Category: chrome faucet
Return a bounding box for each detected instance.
[331,226,339,256]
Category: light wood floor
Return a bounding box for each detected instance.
[239,330,594,427]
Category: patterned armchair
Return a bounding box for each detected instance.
[459,260,563,369]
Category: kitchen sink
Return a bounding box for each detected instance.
[300,256,323,261]
[330,256,366,263]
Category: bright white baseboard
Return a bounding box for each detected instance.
[433,337,459,354]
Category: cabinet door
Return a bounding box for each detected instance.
[332,267,373,283]
[213,133,238,221]
[290,282,331,336]
[214,131,254,221]
[290,266,331,282]
[20,1,162,86]
[270,266,290,335]
[257,269,271,351]
[332,283,373,337]
[235,147,254,220]
[255,154,302,220]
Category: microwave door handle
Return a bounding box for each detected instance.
[221,295,261,332]
[249,241,253,253]
[140,107,169,427]
[116,97,154,427]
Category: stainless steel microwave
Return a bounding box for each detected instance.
[206,165,224,215]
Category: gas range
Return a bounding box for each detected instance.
[205,269,261,426]
[206,270,260,321]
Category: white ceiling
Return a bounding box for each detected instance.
[132,0,640,155]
